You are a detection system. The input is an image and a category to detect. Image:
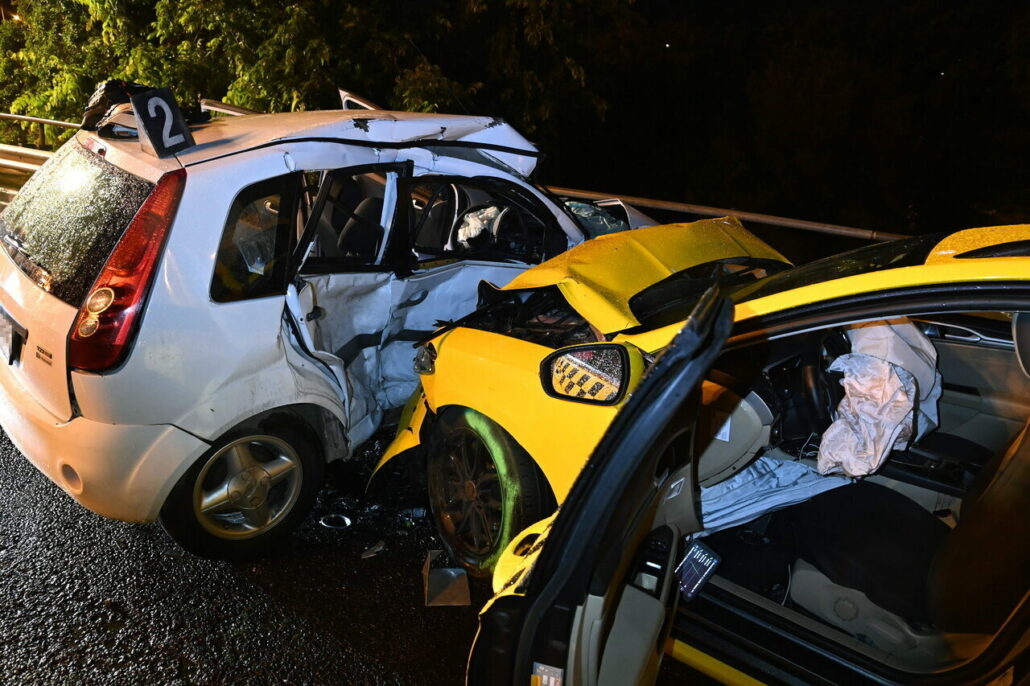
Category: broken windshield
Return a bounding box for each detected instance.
[0,141,154,306]
[626,258,791,332]
[728,233,944,304]
[624,235,945,334]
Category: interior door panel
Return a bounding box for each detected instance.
[932,340,1030,453]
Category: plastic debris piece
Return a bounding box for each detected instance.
[423,549,471,606]
[361,540,385,559]
[402,507,427,519]
[319,513,352,530]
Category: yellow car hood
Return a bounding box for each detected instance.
[499,217,789,334]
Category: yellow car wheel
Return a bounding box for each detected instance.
[426,408,553,577]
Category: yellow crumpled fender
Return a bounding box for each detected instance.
[371,383,431,481]
[480,513,556,613]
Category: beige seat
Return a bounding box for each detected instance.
[786,418,1030,671]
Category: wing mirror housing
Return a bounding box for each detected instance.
[540,343,631,405]
[1015,312,1030,378]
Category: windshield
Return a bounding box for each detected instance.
[626,258,791,332]
[728,233,944,304]
[563,201,631,237]
[0,141,154,306]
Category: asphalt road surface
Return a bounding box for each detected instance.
[0,428,491,685]
[0,427,702,685]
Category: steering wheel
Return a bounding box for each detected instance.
[801,329,850,429]
[453,203,504,247]
[452,202,532,260]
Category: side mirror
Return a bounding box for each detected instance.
[1015,312,1030,378]
[541,344,630,405]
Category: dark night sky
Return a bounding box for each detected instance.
[536,1,1030,240]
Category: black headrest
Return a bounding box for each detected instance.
[338,197,384,259]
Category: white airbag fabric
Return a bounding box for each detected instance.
[817,319,942,476]
[699,456,850,534]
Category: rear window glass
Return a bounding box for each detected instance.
[0,141,153,306]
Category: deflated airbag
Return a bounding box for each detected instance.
[818,319,942,476]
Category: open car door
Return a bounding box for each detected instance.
[469,287,734,686]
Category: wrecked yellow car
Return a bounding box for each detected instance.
[465,226,1030,682]
[374,216,790,573]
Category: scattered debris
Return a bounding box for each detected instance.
[319,513,352,530]
[361,540,385,559]
[422,550,470,607]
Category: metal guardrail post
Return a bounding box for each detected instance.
[199,99,258,117]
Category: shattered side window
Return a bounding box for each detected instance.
[402,176,567,264]
[463,286,601,348]
[563,201,631,237]
[0,141,153,306]
[211,173,300,303]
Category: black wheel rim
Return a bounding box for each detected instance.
[428,427,505,566]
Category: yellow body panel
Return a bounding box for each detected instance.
[735,260,1030,322]
[926,225,1030,263]
[666,639,766,685]
[374,385,428,474]
[417,327,644,502]
[499,217,789,334]
[491,514,554,596]
[618,258,1030,354]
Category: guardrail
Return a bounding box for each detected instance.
[199,99,259,117]
[0,112,79,129]
[0,138,53,209]
[549,186,907,242]
[0,109,906,242]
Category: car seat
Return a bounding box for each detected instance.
[781,418,1030,670]
[337,197,385,260]
[415,200,455,254]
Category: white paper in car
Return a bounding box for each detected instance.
[818,319,942,476]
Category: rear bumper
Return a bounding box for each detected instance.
[0,363,208,523]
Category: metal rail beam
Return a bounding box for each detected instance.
[0,114,906,243]
[199,99,258,117]
[0,112,79,129]
[548,186,909,242]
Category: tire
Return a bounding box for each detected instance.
[426,407,554,577]
[159,418,324,559]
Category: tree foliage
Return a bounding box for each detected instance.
[3,1,1030,239]
[0,0,633,147]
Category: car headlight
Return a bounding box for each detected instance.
[414,344,437,375]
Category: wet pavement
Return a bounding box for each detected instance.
[0,429,486,685]
[0,427,701,685]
